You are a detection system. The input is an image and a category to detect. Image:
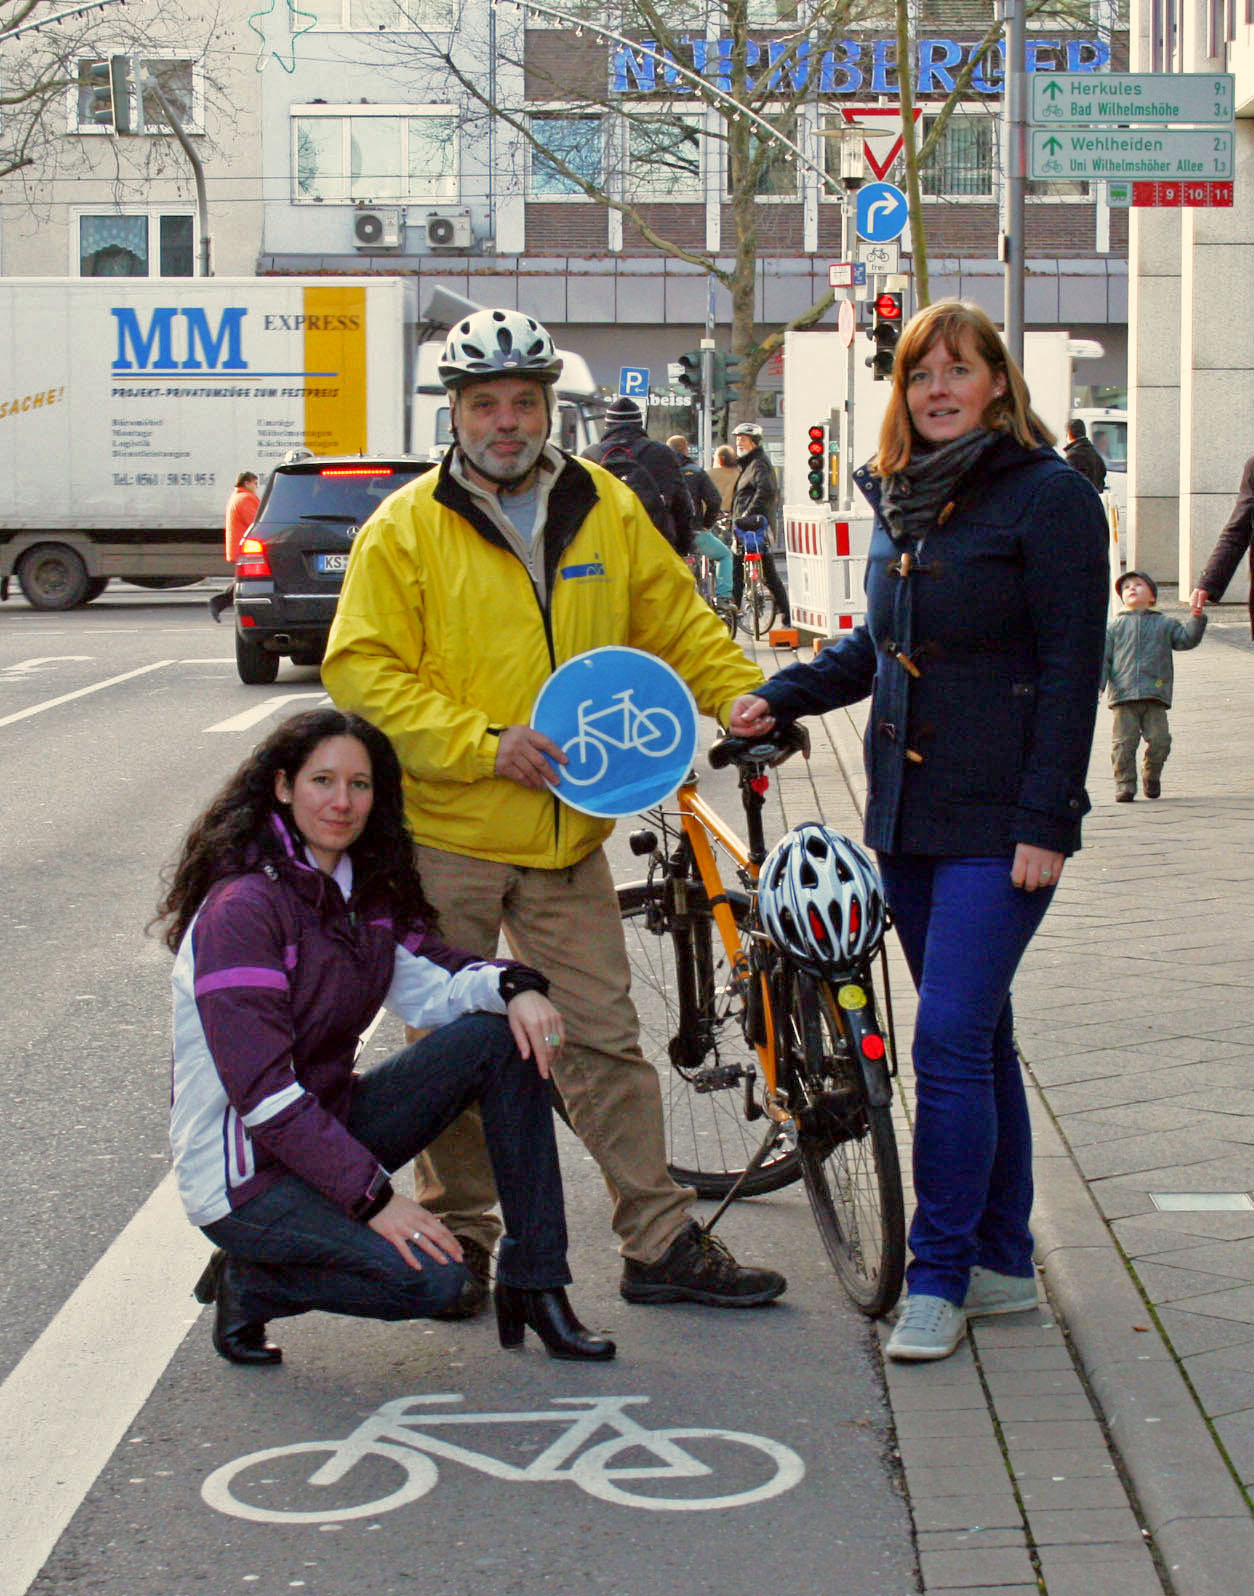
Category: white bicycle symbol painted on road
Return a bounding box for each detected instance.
[560,690,683,786]
[201,1394,805,1522]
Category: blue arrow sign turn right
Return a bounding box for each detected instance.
[856,182,908,243]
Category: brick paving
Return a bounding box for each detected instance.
[749,596,1254,1594]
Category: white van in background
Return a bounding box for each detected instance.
[409,340,604,463]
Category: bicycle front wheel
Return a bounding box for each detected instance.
[618,880,800,1198]
[787,975,905,1317]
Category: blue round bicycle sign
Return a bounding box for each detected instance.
[531,647,699,818]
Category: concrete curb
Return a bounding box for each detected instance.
[1029,1080,1254,1596]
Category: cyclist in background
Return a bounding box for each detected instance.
[209,470,259,623]
[668,434,734,611]
[323,308,784,1320]
[730,423,792,632]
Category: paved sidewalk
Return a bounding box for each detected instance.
[752,596,1254,1595]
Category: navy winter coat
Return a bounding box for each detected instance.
[757,436,1110,857]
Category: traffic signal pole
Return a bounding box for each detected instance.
[1000,0,1026,366]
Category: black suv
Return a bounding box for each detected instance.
[233,455,432,684]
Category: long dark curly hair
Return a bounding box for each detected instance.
[152,708,436,954]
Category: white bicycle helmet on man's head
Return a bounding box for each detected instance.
[757,823,886,971]
[732,422,763,441]
[438,308,564,391]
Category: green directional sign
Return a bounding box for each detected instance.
[1030,127,1234,182]
[1031,72,1234,127]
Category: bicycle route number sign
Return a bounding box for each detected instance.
[531,647,700,818]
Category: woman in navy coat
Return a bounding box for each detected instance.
[731,301,1109,1362]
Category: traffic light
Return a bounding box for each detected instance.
[676,350,702,403]
[721,353,744,404]
[806,424,828,503]
[109,56,141,136]
[866,291,903,382]
[85,61,115,126]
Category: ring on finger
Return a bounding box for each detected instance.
[544,1032,561,1047]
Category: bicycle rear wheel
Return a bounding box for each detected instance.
[786,973,905,1317]
[748,575,777,640]
[618,880,800,1198]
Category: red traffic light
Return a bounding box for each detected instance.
[807,424,825,456]
[874,292,903,320]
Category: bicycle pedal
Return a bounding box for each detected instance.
[692,1064,745,1094]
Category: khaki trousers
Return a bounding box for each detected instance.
[1112,699,1171,792]
[409,844,694,1264]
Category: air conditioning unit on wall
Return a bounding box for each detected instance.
[425,210,472,249]
[353,208,403,250]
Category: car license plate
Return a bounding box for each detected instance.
[316,553,350,573]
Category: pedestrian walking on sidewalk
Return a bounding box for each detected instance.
[728,300,1109,1363]
[1102,570,1206,802]
[1190,453,1254,636]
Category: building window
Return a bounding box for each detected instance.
[919,114,995,199]
[625,113,702,201]
[74,57,198,134]
[292,108,458,202]
[529,113,603,196]
[728,110,797,198]
[304,0,454,28]
[78,213,194,276]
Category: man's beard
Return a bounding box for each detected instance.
[457,430,546,488]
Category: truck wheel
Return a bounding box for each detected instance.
[126,576,203,591]
[235,628,280,685]
[18,544,91,610]
[84,578,110,603]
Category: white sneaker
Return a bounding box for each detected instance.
[886,1294,967,1362]
[964,1266,1038,1318]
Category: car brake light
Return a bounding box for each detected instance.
[236,536,272,579]
[319,466,393,477]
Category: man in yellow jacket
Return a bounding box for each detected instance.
[323,307,784,1316]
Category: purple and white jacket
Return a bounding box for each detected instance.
[169,818,529,1228]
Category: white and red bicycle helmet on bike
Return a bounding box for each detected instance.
[757,823,887,971]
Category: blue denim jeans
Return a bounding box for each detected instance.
[693,527,734,599]
[877,855,1055,1306]
[203,1013,570,1324]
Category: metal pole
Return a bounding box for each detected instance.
[147,79,211,276]
[841,190,856,511]
[1001,0,1026,364]
[699,278,715,464]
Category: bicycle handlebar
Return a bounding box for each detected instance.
[709,721,810,771]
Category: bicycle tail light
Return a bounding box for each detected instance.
[236,537,272,579]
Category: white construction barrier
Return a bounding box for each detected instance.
[782,505,876,640]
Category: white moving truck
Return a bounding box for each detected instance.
[0,278,603,609]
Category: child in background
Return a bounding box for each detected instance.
[1101,571,1206,802]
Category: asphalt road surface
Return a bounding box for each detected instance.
[0,584,916,1596]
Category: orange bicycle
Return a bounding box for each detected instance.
[617,727,906,1316]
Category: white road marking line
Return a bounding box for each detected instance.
[206,692,328,734]
[0,657,92,678]
[0,1173,207,1596]
[0,661,173,729]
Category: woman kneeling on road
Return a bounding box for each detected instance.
[154,707,612,1367]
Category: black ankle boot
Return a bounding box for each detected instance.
[206,1255,281,1366]
[493,1284,615,1362]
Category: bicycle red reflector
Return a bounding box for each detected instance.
[861,1034,886,1060]
[319,466,393,477]
[750,775,770,795]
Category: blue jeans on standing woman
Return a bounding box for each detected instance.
[876,855,1055,1306]
[203,1013,571,1325]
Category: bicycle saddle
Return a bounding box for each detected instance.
[709,722,809,770]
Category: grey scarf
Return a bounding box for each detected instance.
[878,428,1000,545]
